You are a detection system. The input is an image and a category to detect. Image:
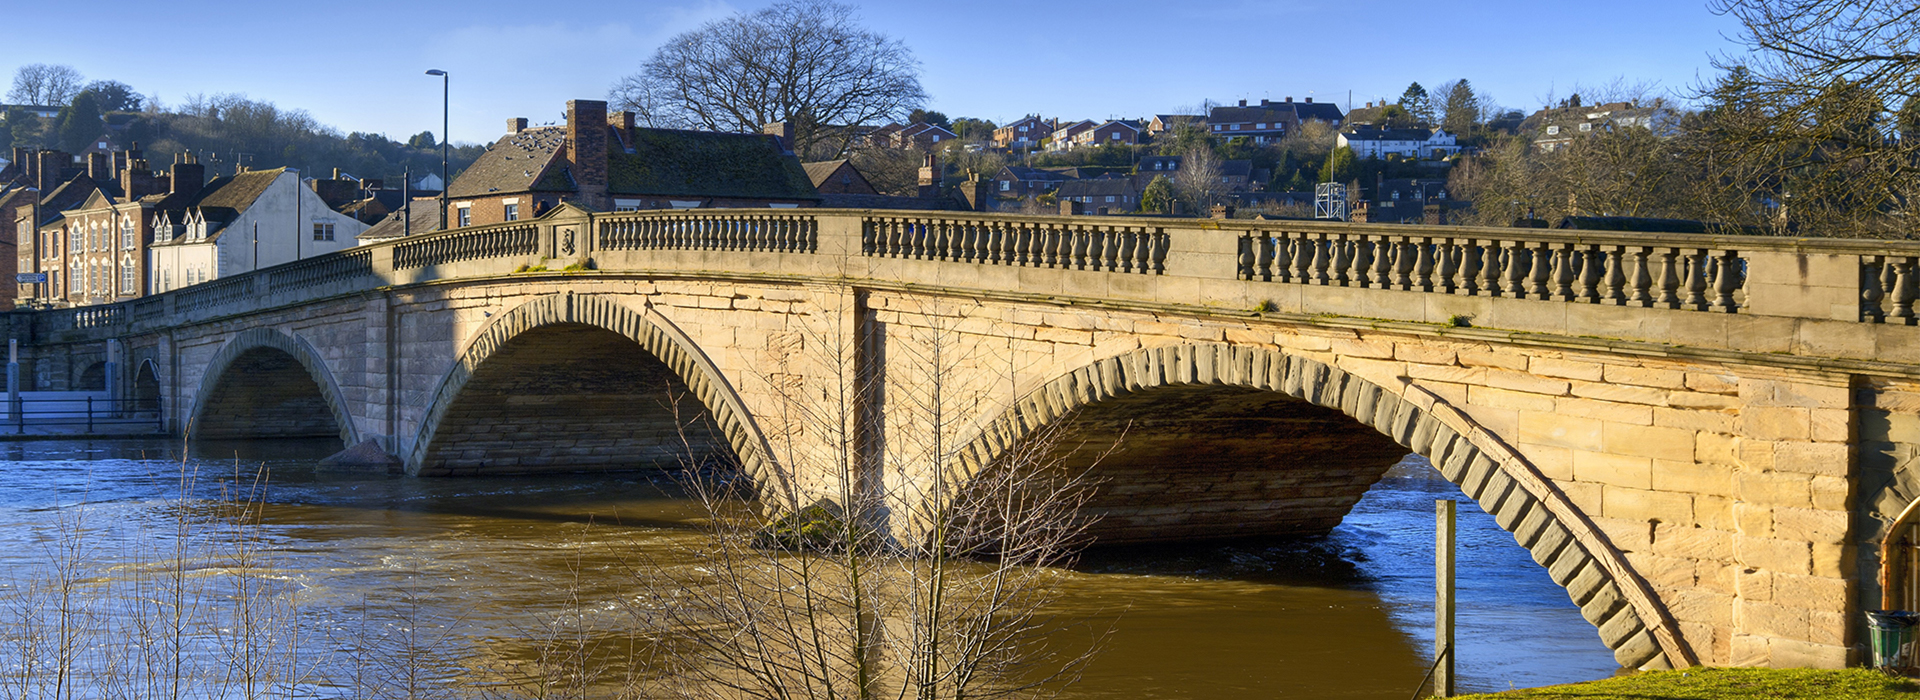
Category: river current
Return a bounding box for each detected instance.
[0,439,1617,698]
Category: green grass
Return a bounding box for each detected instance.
[1454,667,1920,699]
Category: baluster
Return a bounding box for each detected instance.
[1862,257,1890,322]
[1330,237,1353,286]
[1655,248,1680,308]
[1434,242,1458,293]
[1629,247,1654,307]
[1250,233,1272,281]
[1088,227,1107,270]
[1291,236,1313,284]
[1709,251,1740,312]
[1457,241,1482,295]
[1598,247,1625,304]
[1412,240,1434,292]
[1370,238,1394,290]
[1681,249,1707,309]
[1310,235,1332,285]
[1479,241,1504,296]
[1391,239,1415,290]
[1576,247,1603,303]
[1894,259,1917,324]
[1524,243,1550,299]
[1238,235,1256,280]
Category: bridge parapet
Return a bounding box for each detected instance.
[20,208,1920,370]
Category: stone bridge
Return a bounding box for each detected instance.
[15,204,1920,673]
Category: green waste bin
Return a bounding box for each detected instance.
[1866,610,1920,668]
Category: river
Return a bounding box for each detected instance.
[0,439,1617,698]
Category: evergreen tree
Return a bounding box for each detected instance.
[1318,146,1355,183]
[1398,82,1434,123]
[1140,174,1176,213]
[1441,80,1481,136]
[407,130,437,149]
[56,91,103,154]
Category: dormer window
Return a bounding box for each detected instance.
[1546,125,1561,135]
[1579,123,1593,132]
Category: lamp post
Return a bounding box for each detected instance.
[425,69,449,231]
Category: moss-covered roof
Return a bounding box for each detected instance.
[448,127,570,198]
[190,168,286,218]
[610,128,818,200]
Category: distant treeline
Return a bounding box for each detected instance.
[4,85,483,186]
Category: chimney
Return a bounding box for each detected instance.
[1238,99,1247,107]
[763,121,795,155]
[112,150,128,175]
[332,168,342,180]
[1060,199,1083,216]
[1305,97,1313,103]
[611,111,635,131]
[10,147,28,174]
[960,171,992,212]
[36,150,65,192]
[507,117,528,134]
[171,155,205,195]
[1285,96,1293,103]
[565,99,609,210]
[917,153,939,199]
[1210,204,1236,219]
[87,152,110,182]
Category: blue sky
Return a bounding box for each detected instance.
[4,0,1745,146]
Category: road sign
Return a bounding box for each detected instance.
[14,273,45,284]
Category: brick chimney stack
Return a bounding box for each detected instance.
[87,152,110,182]
[917,153,939,199]
[566,100,609,210]
[171,153,204,196]
[36,150,66,192]
[507,117,528,134]
[763,121,795,155]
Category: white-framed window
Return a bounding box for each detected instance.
[614,199,642,212]
[999,181,1010,191]
[1256,123,1266,129]
[121,218,134,250]
[120,258,134,295]
[457,207,471,227]
[503,203,519,221]
[1212,124,1221,131]
[1579,122,1593,132]
[1232,124,1241,130]
[1105,195,1115,203]
[1546,125,1560,135]
[313,222,335,241]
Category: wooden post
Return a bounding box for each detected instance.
[1437,498,1456,697]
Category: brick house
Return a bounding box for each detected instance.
[1055,177,1141,215]
[1148,114,1202,135]
[1045,120,1095,153]
[993,165,1075,198]
[1070,120,1142,149]
[444,100,819,228]
[1207,97,1345,144]
[993,115,1051,149]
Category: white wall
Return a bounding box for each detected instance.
[150,170,371,293]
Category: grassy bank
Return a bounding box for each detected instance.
[1454,667,1920,699]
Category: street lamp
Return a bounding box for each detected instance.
[425,69,448,231]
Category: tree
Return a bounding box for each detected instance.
[1318,146,1355,184]
[7,64,84,106]
[949,117,995,142]
[1397,82,1434,123]
[56,91,103,154]
[1174,144,1225,209]
[908,109,950,129]
[1140,174,1176,213]
[82,80,141,112]
[1376,104,1416,129]
[407,131,437,150]
[634,297,1102,700]
[608,0,927,159]
[1438,79,1482,135]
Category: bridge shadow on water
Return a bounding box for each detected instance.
[1050,456,1621,699]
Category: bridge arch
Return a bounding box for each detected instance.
[953,343,1695,671]
[405,293,784,497]
[189,327,359,444]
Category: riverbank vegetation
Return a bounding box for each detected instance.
[1454,667,1920,699]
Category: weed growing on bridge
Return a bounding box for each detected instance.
[630,294,1112,700]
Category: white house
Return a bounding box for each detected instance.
[148,167,368,294]
[1337,128,1459,160]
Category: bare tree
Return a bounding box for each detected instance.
[632,293,1106,700]
[1174,145,1225,211]
[7,64,84,106]
[608,0,927,158]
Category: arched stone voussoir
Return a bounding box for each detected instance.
[189,327,359,446]
[952,341,1699,671]
[403,293,789,502]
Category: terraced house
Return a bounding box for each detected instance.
[146,163,367,295]
[445,100,819,228]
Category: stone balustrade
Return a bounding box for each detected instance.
[23,208,1920,368]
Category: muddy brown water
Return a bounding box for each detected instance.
[0,439,1617,697]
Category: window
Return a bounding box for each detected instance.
[1392,191,1401,200]
[503,203,520,221]
[999,180,1010,192]
[1579,122,1592,132]
[1212,124,1221,131]
[120,259,134,294]
[1256,123,1266,129]
[457,207,471,227]
[614,199,642,212]
[313,222,335,241]
[121,219,135,250]
[1546,125,1560,135]
[1231,124,1241,130]
[1105,195,1115,203]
